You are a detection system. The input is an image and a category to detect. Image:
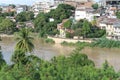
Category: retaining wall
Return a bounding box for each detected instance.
[48,36,92,43]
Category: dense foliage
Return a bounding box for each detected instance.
[116,11,120,19]
[0,12,16,17]
[91,38,120,48]
[14,28,34,53]
[92,3,99,10]
[61,38,120,49]
[0,18,16,34]
[63,19,72,29]
[71,19,106,38]
[34,4,75,37]
[16,11,34,22]
[61,41,89,48]
[45,38,55,44]
[0,29,119,79]
[0,50,119,79]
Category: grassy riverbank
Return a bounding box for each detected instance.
[1,33,120,49]
[61,38,120,49]
[61,41,90,48]
[91,38,120,48]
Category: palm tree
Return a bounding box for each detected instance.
[15,28,34,53]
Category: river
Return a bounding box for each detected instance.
[1,37,120,71]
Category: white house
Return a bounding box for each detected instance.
[54,0,64,6]
[75,7,100,22]
[98,17,120,40]
[16,5,28,14]
[32,1,55,17]
[16,7,24,14]
[112,22,120,40]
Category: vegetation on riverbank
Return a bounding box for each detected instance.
[0,28,120,79]
[61,41,90,48]
[0,49,120,79]
[61,38,120,49]
[91,38,120,48]
[45,38,55,44]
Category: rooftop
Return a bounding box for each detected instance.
[99,17,120,25]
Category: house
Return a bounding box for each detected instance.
[100,0,120,8]
[25,21,34,28]
[64,0,93,8]
[57,23,66,38]
[54,0,65,6]
[32,1,54,17]
[6,16,16,22]
[16,5,28,14]
[112,22,120,40]
[16,21,34,28]
[75,7,100,22]
[105,6,117,18]
[57,19,74,38]
[98,17,120,40]
[1,6,16,13]
[1,6,8,13]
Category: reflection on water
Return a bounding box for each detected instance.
[1,37,120,71]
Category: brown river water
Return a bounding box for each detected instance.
[1,37,120,71]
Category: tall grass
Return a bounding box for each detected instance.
[45,38,55,44]
[91,38,120,48]
[61,41,90,48]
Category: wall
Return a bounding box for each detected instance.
[48,36,92,43]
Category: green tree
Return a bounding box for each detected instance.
[34,4,75,37]
[16,11,34,22]
[25,11,34,21]
[16,12,26,22]
[15,28,34,53]
[0,8,2,12]
[63,19,72,29]
[9,4,16,8]
[116,11,120,19]
[81,20,91,38]
[0,52,6,69]
[0,18,15,34]
[92,3,99,10]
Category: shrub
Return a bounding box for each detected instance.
[45,38,55,44]
[91,38,120,48]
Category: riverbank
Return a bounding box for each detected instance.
[1,36,120,71]
[0,34,14,37]
[48,36,93,43]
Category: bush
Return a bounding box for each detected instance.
[45,38,55,44]
[91,38,120,48]
[61,41,90,49]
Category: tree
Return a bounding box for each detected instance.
[116,11,120,19]
[15,28,34,53]
[92,3,99,10]
[16,12,26,22]
[0,18,15,34]
[0,52,6,69]
[16,11,34,22]
[9,4,16,8]
[25,11,34,21]
[63,19,72,29]
[91,16,97,26]
[81,20,91,38]
[0,8,2,12]
[34,4,75,37]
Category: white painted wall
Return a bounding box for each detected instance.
[75,9,99,22]
[75,10,86,21]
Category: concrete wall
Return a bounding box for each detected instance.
[48,36,92,43]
